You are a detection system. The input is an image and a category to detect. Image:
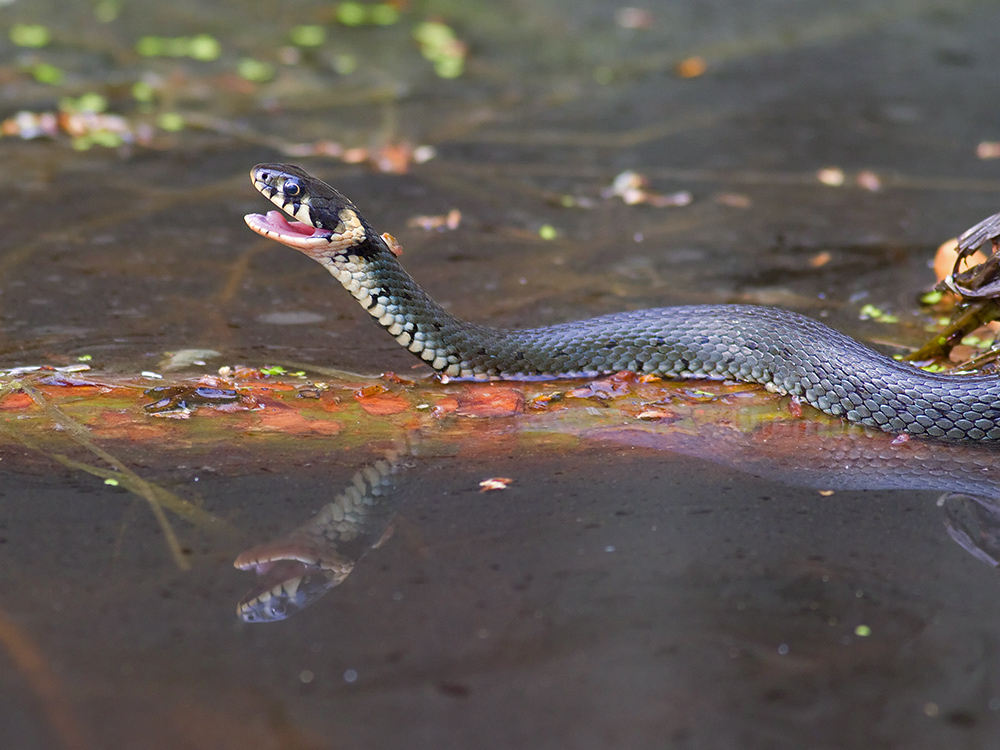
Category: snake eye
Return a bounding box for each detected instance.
[282,178,302,198]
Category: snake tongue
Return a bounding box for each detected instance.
[244,210,333,250]
[249,209,318,236]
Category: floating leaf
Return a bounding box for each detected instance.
[453,387,524,418]
[237,57,275,82]
[156,112,185,131]
[289,25,326,46]
[336,2,367,26]
[10,23,51,48]
[29,62,64,85]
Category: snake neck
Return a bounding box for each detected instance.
[317,239,491,377]
[315,237,787,384]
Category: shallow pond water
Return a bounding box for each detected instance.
[6,420,1000,749]
[4,0,1000,748]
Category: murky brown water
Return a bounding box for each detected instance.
[4,0,1000,748]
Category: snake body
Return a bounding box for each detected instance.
[244,163,1000,442]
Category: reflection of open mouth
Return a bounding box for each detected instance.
[235,555,350,623]
[234,449,406,623]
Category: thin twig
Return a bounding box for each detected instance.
[8,380,212,569]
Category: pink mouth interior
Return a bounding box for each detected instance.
[252,210,325,238]
[243,558,314,578]
[234,542,325,574]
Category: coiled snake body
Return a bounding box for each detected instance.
[244,164,1000,442]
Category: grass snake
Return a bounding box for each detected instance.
[244,163,1000,443]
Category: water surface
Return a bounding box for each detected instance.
[3,0,1000,747]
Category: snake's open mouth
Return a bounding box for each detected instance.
[235,558,339,623]
[234,546,351,622]
[244,209,333,251]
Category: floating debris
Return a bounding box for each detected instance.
[977,141,1000,159]
[605,170,692,207]
[144,382,260,416]
[1,103,156,148]
[816,166,884,191]
[567,372,636,400]
[0,363,92,378]
[353,383,409,416]
[858,304,898,324]
[479,477,513,492]
[10,23,51,47]
[217,365,266,380]
[1,110,59,139]
[135,34,222,61]
[675,56,707,79]
[279,139,435,174]
[258,365,307,377]
[237,57,276,82]
[816,167,846,186]
[158,349,222,372]
[714,192,752,208]
[288,24,326,47]
[432,387,525,417]
[413,21,467,78]
[615,7,655,29]
[810,251,832,268]
[336,2,400,27]
[407,209,461,231]
[635,409,676,421]
[855,170,882,191]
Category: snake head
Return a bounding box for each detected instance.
[234,546,354,623]
[235,560,347,623]
[245,163,382,260]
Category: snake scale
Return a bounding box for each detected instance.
[244,163,1000,443]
